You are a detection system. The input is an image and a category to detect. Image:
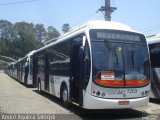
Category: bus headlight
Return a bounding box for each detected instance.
[96,91,100,96]
[101,92,105,97]
[145,90,150,96]
[141,91,150,96]
[141,92,145,96]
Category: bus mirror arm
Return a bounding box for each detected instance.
[82,36,87,47]
[71,77,74,82]
[79,46,89,90]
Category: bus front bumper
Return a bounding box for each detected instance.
[83,92,149,109]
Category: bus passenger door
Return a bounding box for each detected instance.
[37,55,49,92]
[70,43,82,104]
[70,36,87,106]
[44,54,49,92]
[24,60,29,84]
[33,58,38,87]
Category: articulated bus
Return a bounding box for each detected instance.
[9,50,36,86]
[34,20,150,109]
[5,62,14,77]
[147,34,160,98]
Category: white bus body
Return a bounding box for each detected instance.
[7,50,36,86]
[35,20,151,109]
[147,34,160,98]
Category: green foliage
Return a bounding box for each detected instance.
[35,24,46,42]
[62,23,70,33]
[0,19,61,60]
[47,26,60,40]
[0,60,6,70]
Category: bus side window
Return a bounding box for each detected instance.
[48,40,70,76]
[37,57,45,73]
[149,43,160,67]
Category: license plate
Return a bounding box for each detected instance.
[118,101,129,105]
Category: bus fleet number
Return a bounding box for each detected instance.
[127,89,137,94]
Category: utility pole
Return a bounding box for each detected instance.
[98,0,117,21]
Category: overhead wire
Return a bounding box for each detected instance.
[71,10,99,29]
[70,0,104,29]
[112,0,116,6]
[140,24,160,35]
[0,0,40,6]
[100,0,104,6]
[140,24,160,31]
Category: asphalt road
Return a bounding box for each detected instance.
[0,72,160,120]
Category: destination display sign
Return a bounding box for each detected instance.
[96,32,141,42]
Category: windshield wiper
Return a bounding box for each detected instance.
[131,44,137,70]
[131,49,135,69]
[104,40,119,65]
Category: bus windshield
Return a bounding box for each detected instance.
[90,30,150,87]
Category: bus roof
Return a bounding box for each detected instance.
[35,20,142,54]
[65,20,139,36]
[82,20,135,31]
[146,33,160,44]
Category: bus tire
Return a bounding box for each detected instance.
[38,80,41,94]
[61,84,69,107]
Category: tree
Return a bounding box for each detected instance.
[14,22,35,41]
[0,19,60,60]
[35,24,46,42]
[46,26,60,41]
[0,20,14,56]
[62,23,70,33]
[13,22,42,58]
[0,20,14,41]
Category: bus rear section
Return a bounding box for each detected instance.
[83,29,150,109]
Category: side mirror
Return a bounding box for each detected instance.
[79,46,84,58]
[82,36,87,47]
[25,61,28,67]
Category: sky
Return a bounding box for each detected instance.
[0,0,160,36]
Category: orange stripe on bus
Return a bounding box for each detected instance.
[95,79,149,87]
[95,79,124,87]
[125,80,149,87]
[101,72,115,75]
